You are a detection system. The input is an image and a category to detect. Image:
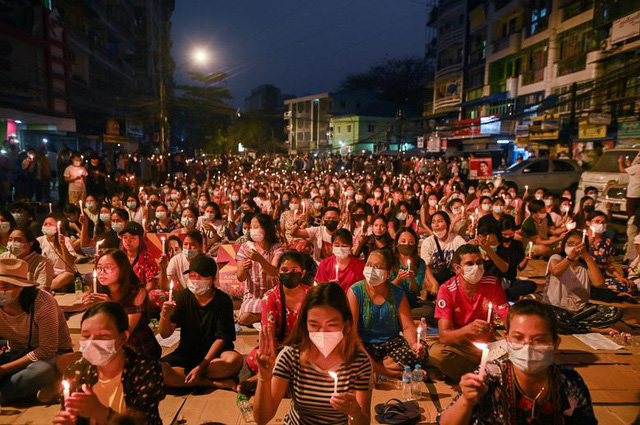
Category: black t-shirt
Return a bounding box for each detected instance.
[496,240,526,280]
[171,288,236,361]
[478,213,500,231]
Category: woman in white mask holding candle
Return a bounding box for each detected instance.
[53,302,164,425]
[439,300,596,425]
[347,249,426,378]
[254,282,372,425]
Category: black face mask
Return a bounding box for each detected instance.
[279,272,302,289]
[374,233,385,240]
[583,205,595,213]
[397,244,414,256]
[324,220,339,231]
[502,236,514,243]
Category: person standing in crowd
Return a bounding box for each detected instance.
[63,152,88,206]
[619,153,640,218]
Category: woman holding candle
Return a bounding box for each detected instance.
[147,203,177,233]
[37,216,78,291]
[83,249,161,359]
[353,214,394,260]
[236,214,284,326]
[315,229,365,292]
[119,222,159,292]
[0,258,72,403]
[390,227,429,319]
[347,249,427,378]
[53,302,164,425]
[197,202,228,256]
[419,193,440,236]
[438,300,596,425]
[389,201,414,239]
[279,194,303,244]
[347,203,369,242]
[253,282,372,425]
[172,207,199,235]
[0,227,53,292]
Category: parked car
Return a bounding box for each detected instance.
[595,183,627,221]
[492,158,583,195]
[577,147,640,202]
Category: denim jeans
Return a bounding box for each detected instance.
[0,351,57,403]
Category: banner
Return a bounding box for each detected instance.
[216,244,244,298]
[468,158,493,180]
[144,233,185,259]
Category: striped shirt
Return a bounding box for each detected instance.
[273,345,372,425]
[236,241,284,314]
[0,290,72,361]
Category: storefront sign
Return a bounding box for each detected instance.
[619,120,640,138]
[611,10,640,44]
[578,121,607,139]
[453,118,481,137]
[587,113,611,126]
[417,136,424,148]
[469,158,493,180]
[480,116,501,134]
[103,134,128,144]
[106,119,120,136]
[515,124,530,137]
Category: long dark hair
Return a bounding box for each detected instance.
[13,227,42,255]
[96,249,141,307]
[393,226,418,271]
[253,213,278,249]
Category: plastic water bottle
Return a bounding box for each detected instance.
[402,366,412,400]
[236,394,254,422]
[74,274,84,297]
[417,318,428,342]
[412,365,423,400]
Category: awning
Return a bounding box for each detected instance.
[460,92,509,108]
[0,107,76,133]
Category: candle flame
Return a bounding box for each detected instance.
[472,342,488,350]
[328,371,338,379]
[62,380,70,390]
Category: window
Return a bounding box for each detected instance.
[347,125,352,133]
[521,41,548,85]
[297,103,304,113]
[523,160,549,173]
[337,126,341,134]
[526,2,549,37]
[563,0,593,21]
[297,132,303,141]
[368,124,376,133]
[557,22,595,76]
[553,160,575,172]
[304,132,311,141]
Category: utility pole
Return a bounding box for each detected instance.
[568,81,577,155]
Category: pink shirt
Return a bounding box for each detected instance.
[315,255,365,292]
[435,275,509,329]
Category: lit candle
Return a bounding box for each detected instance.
[473,342,490,379]
[169,280,174,302]
[78,200,83,215]
[49,203,52,214]
[407,259,411,270]
[335,263,339,281]
[388,199,392,208]
[93,269,97,293]
[302,202,306,215]
[417,326,421,343]
[142,218,146,230]
[582,229,587,243]
[527,241,533,255]
[486,302,493,324]
[161,236,166,253]
[57,220,61,235]
[525,185,529,193]
[96,239,103,253]
[61,380,70,404]
[328,371,339,394]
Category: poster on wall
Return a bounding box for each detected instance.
[468,158,493,180]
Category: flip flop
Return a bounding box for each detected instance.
[374,398,419,415]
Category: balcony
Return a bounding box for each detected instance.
[438,0,464,17]
[435,62,463,79]
[557,54,587,76]
[438,27,464,48]
[492,32,521,55]
[434,95,462,111]
[522,68,545,85]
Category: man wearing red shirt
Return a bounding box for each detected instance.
[429,244,509,381]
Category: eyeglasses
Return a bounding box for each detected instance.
[96,265,117,274]
[507,336,553,348]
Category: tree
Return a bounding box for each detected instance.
[339,56,433,112]
[169,71,235,153]
[226,111,287,153]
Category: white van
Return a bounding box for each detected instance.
[577,147,640,202]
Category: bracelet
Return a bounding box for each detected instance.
[258,375,272,382]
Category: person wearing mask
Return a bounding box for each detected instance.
[618,153,640,218]
[521,199,566,258]
[63,153,87,206]
[159,255,242,389]
[172,207,199,235]
[478,197,506,230]
[429,244,509,382]
[347,203,370,241]
[0,211,16,252]
[353,214,394,260]
[572,195,595,231]
[158,230,203,295]
[53,302,164,425]
[254,282,373,425]
[236,214,284,326]
[291,207,341,262]
[309,196,324,227]
[438,300,596,424]
[420,193,441,236]
[37,216,77,291]
[0,258,72,403]
[279,194,303,244]
[82,195,100,226]
[347,249,426,378]
[390,227,429,319]
[315,229,365,292]
[421,211,466,296]
[147,203,177,233]
[389,201,414,239]
[10,202,37,235]
[496,216,537,301]
[1,227,53,292]
[124,195,144,225]
[368,186,386,215]
[241,251,311,394]
[119,222,159,292]
[110,208,129,236]
[197,202,228,257]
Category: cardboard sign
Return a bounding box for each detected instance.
[468,158,493,180]
[216,244,245,298]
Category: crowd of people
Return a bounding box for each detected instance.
[0,148,636,424]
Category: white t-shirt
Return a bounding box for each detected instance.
[37,235,77,274]
[306,225,334,262]
[420,233,466,265]
[625,154,640,198]
[167,253,190,288]
[543,254,590,312]
[63,165,87,192]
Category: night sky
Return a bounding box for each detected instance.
[172,0,428,107]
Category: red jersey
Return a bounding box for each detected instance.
[315,255,365,292]
[434,275,509,329]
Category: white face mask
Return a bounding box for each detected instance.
[0,222,10,234]
[355,194,364,202]
[230,195,239,202]
[492,205,503,214]
[313,202,323,210]
[396,212,407,221]
[564,246,575,258]
[182,249,199,259]
[289,203,299,211]
[7,241,24,256]
[591,223,606,234]
[363,266,387,286]
[535,194,543,200]
[181,217,195,228]
[544,199,553,206]
[79,339,119,366]
[333,246,351,260]
[561,205,570,213]
[155,211,167,220]
[126,201,137,210]
[451,208,460,215]
[198,200,207,208]
[434,229,447,240]
[428,199,437,207]
[508,342,554,375]
[111,222,124,233]
[308,331,344,358]
[537,212,547,220]
[461,264,484,285]
[187,278,211,296]
[250,228,265,242]
[204,212,216,221]
[100,213,111,222]
[481,204,491,212]
[41,226,57,236]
